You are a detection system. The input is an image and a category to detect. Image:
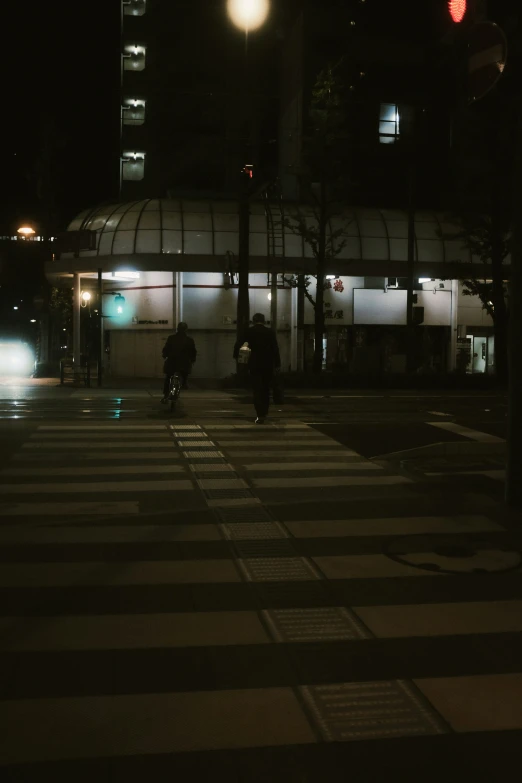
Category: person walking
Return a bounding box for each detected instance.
[233,312,281,423]
[161,322,197,402]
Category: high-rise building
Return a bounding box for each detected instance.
[119,0,281,200]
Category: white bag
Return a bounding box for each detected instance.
[237,342,251,364]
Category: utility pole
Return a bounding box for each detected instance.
[97,268,103,387]
[406,161,416,373]
[505,99,522,508]
[237,170,251,345]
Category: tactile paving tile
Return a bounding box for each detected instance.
[177,440,215,447]
[262,607,371,643]
[222,522,287,540]
[234,539,296,558]
[215,505,274,523]
[169,425,201,430]
[195,471,239,480]
[183,451,224,459]
[197,478,249,490]
[172,432,206,438]
[204,489,254,499]
[299,680,449,741]
[239,557,320,582]
[189,464,235,473]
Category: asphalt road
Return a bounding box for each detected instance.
[0,382,520,778]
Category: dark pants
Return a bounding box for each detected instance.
[250,370,272,418]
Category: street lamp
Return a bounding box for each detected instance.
[227,0,270,364]
[227,0,269,31]
[17,225,36,239]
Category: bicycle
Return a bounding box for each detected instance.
[166,371,182,411]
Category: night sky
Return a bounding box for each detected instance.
[3,1,120,233]
[1,0,519,234]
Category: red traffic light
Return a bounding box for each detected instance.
[448,0,466,23]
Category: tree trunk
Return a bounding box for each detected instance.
[313,180,327,374]
[491,232,508,384]
[314,272,325,373]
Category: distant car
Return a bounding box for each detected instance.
[0,341,36,376]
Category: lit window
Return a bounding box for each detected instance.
[123,0,146,16]
[122,151,145,181]
[122,98,146,126]
[123,44,146,71]
[379,103,400,144]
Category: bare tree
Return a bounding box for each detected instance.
[284,59,352,373]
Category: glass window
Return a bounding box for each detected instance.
[123,0,146,16]
[123,99,146,126]
[379,103,400,144]
[122,153,145,181]
[123,44,146,71]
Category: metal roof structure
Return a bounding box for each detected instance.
[48,198,504,280]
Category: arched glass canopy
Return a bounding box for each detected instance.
[63,199,485,264]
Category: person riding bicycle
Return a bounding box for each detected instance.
[161,322,197,402]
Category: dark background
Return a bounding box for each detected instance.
[1,0,519,233]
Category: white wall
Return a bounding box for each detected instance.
[354,289,407,325]
[105,272,173,331]
[304,277,365,325]
[416,288,451,325]
[457,281,494,327]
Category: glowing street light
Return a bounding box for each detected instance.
[227,0,269,31]
[81,291,92,302]
[17,225,36,238]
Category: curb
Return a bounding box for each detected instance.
[371,440,506,461]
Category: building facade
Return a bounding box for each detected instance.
[44,1,505,379]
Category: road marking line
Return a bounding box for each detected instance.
[0,611,271,651]
[38,426,168,431]
[355,600,522,638]
[426,469,505,480]
[0,560,241,587]
[0,524,221,543]
[0,480,194,494]
[30,433,172,440]
[251,476,412,488]
[426,422,505,442]
[203,424,310,430]
[0,688,314,765]
[12,452,182,461]
[0,502,140,516]
[1,465,186,477]
[22,442,176,449]
[226,450,360,457]
[216,440,342,447]
[285,515,502,538]
[243,462,380,471]
[196,478,249,490]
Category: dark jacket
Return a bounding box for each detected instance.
[162,333,197,374]
[233,324,281,372]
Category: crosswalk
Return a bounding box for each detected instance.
[0,420,520,776]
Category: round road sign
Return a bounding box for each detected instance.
[468,22,508,103]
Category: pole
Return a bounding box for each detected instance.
[73,273,81,382]
[175,271,184,325]
[97,268,103,387]
[236,29,251,347]
[270,269,278,330]
[448,279,459,371]
[290,285,298,371]
[505,100,522,508]
[406,162,416,373]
